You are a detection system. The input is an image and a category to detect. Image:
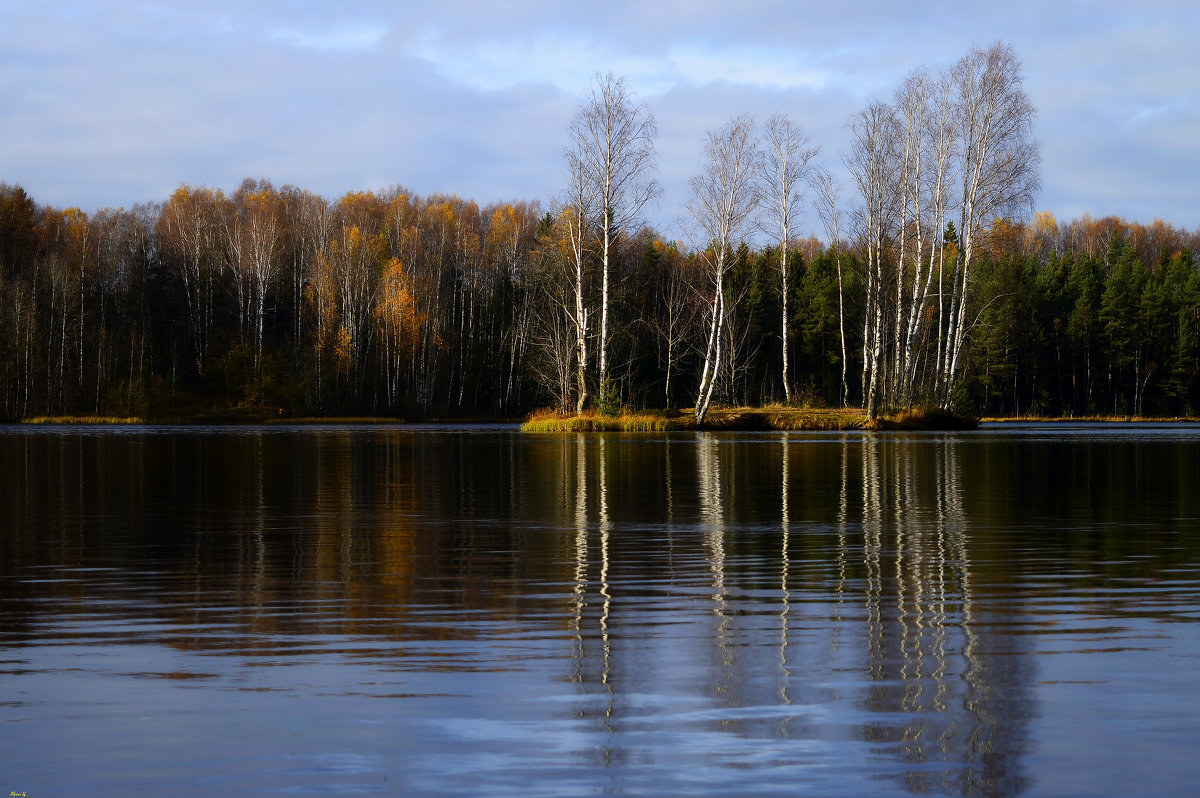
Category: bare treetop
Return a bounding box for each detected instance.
[953,41,1041,227]
[758,112,820,243]
[565,72,662,386]
[567,73,661,236]
[687,113,761,254]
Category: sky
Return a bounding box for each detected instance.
[2,1,1197,239]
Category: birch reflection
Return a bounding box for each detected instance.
[856,436,1028,796]
[534,431,1033,792]
[598,435,614,721]
[571,435,587,684]
[779,436,793,709]
[697,433,734,700]
[566,434,618,736]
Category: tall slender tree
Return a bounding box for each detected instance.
[811,166,849,406]
[941,42,1040,405]
[158,186,223,379]
[758,113,819,403]
[561,146,594,411]
[689,114,761,425]
[845,101,900,419]
[567,73,660,391]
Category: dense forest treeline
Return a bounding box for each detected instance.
[1,178,1197,420]
[2,42,1198,421]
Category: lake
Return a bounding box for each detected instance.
[2,423,1199,796]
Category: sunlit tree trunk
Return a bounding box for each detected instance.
[914,75,956,403]
[846,102,899,419]
[158,186,222,378]
[561,150,593,413]
[58,208,92,395]
[219,196,253,372]
[689,115,760,426]
[568,73,660,390]
[812,166,849,406]
[895,70,931,406]
[942,42,1041,406]
[759,113,819,404]
[233,180,283,388]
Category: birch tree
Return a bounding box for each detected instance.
[218,191,254,364]
[924,73,959,403]
[758,113,819,403]
[567,73,660,391]
[891,70,929,405]
[374,257,424,407]
[811,165,849,406]
[157,185,222,377]
[845,102,900,419]
[561,147,593,411]
[232,179,283,385]
[689,114,760,425]
[281,187,331,354]
[941,41,1040,405]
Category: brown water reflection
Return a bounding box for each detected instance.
[2,425,1199,796]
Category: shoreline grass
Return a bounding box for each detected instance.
[521,409,680,432]
[521,406,978,433]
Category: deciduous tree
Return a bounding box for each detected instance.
[758,113,819,403]
[567,73,660,390]
[941,42,1041,405]
[689,114,760,425]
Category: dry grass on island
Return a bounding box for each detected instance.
[521,406,977,433]
[21,415,149,425]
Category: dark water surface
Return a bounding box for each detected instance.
[2,423,1199,796]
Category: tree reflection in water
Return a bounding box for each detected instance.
[857,436,1028,795]
[0,427,1071,795]
[560,432,1031,796]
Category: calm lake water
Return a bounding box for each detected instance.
[2,423,1199,796]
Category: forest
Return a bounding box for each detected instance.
[2,43,1198,422]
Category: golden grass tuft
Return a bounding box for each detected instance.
[981,414,1200,423]
[759,407,868,431]
[522,408,676,432]
[866,407,978,431]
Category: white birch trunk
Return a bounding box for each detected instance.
[567,74,660,393]
[689,115,759,426]
[759,113,818,405]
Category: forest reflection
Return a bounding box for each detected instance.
[2,428,1044,793]
[7,426,1200,795]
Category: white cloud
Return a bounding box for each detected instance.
[266,23,389,52]
[405,31,845,97]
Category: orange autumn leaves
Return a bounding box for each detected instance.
[307,226,423,382]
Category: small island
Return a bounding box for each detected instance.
[521,405,977,432]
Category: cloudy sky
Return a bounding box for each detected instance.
[2,1,1197,237]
